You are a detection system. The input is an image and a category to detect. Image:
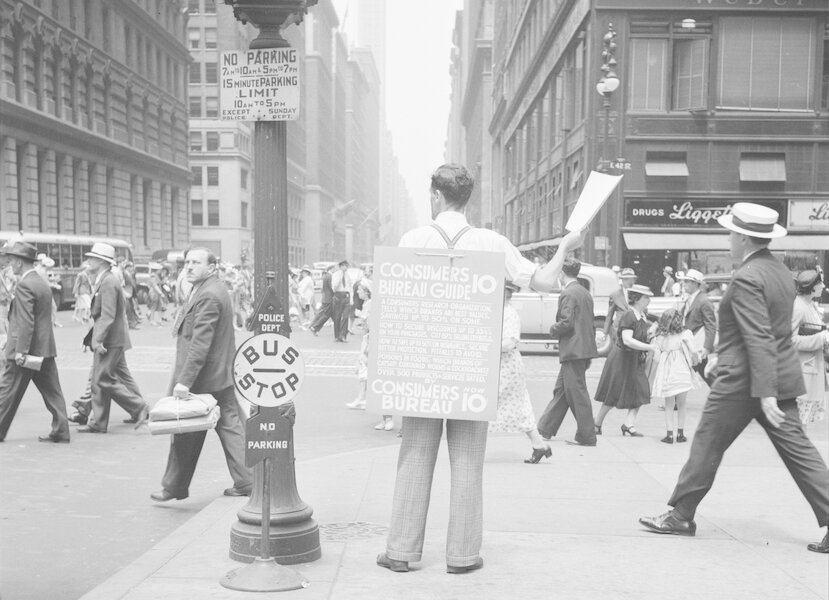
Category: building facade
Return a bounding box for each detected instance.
[479,0,828,292]
[0,0,191,258]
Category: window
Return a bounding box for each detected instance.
[206,131,219,151]
[205,62,217,84]
[188,0,200,14]
[188,28,201,49]
[207,199,219,226]
[205,0,216,14]
[718,17,815,111]
[207,166,219,186]
[189,63,201,83]
[191,166,203,186]
[191,199,203,226]
[205,97,218,118]
[189,97,201,117]
[189,131,202,151]
[241,168,248,190]
[823,24,829,111]
[241,201,248,228]
[205,28,217,49]
[628,20,710,112]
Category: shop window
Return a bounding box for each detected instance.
[191,199,203,226]
[207,166,219,186]
[718,17,815,111]
[207,199,219,226]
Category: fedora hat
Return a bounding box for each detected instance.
[85,242,117,265]
[679,269,704,284]
[717,202,786,238]
[0,241,37,261]
[796,270,822,295]
[619,268,637,279]
[628,284,653,297]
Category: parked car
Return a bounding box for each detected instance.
[133,261,163,305]
[510,264,619,356]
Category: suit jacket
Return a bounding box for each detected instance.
[4,270,57,359]
[173,274,235,393]
[603,286,628,335]
[320,272,334,303]
[684,291,717,353]
[709,248,805,401]
[90,270,131,349]
[550,280,598,362]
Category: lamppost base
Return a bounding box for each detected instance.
[220,557,308,592]
[230,519,321,564]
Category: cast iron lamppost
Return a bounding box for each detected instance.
[223,0,321,567]
[595,22,619,174]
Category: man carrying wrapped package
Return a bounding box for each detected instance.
[150,247,253,502]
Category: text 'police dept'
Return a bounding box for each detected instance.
[377,262,498,301]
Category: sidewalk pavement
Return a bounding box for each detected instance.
[81,419,829,600]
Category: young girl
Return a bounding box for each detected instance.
[650,309,699,444]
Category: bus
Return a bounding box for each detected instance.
[0,231,134,308]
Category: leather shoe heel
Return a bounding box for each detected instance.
[447,557,484,574]
[639,511,696,536]
[807,532,829,554]
[223,487,251,497]
[150,489,187,502]
[524,445,552,464]
[376,552,409,573]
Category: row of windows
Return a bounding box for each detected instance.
[189,131,251,157]
[628,17,829,112]
[189,96,219,118]
[190,61,219,84]
[188,0,217,15]
[190,199,248,228]
[189,28,218,50]
[190,165,248,190]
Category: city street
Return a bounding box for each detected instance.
[2,313,828,600]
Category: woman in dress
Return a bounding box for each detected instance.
[594,284,658,437]
[489,281,551,463]
[72,263,93,324]
[791,269,828,426]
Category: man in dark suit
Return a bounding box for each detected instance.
[537,258,599,446]
[603,267,636,342]
[151,247,252,501]
[309,265,335,335]
[679,269,717,384]
[330,260,352,342]
[0,241,70,443]
[79,243,148,433]
[640,203,829,554]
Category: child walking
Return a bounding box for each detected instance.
[650,308,699,444]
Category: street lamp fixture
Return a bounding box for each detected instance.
[596,23,619,173]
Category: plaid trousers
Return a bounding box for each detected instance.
[386,416,488,566]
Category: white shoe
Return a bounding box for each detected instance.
[375,419,394,431]
[346,399,365,410]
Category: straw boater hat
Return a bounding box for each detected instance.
[619,268,637,279]
[628,284,654,297]
[679,269,704,284]
[716,202,787,238]
[0,241,38,261]
[85,242,117,265]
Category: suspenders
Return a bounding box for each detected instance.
[430,223,472,250]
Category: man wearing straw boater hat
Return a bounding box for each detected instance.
[640,202,829,554]
[78,243,149,434]
[0,241,70,443]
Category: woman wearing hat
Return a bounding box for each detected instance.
[791,269,828,425]
[594,284,659,437]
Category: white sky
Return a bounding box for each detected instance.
[331,0,464,224]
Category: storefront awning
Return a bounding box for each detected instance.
[624,232,826,251]
[739,155,786,182]
[517,236,562,252]
[645,160,689,177]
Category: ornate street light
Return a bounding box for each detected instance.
[596,23,618,173]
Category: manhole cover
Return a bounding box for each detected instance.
[318,522,389,542]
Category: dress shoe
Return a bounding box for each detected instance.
[376,552,409,573]
[38,434,70,443]
[133,405,150,429]
[661,433,674,444]
[639,511,696,536]
[123,417,137,424]
[77,426,106,434]
[807,531,829,554]
[676,432,687,443]
[345,399,366,410]
[447,557,484,574]
[524,445,552,464]
[594,424,602,435]
[621,425,644,437]
[223,486,252,497]
[150,489,188,502]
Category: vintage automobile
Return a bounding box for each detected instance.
[510,264,619,356]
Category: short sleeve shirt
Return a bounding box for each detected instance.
[398,212,537,289]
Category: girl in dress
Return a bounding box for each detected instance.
[650,309,699,444]
[489,281,551,463]
[594,285,659,437]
